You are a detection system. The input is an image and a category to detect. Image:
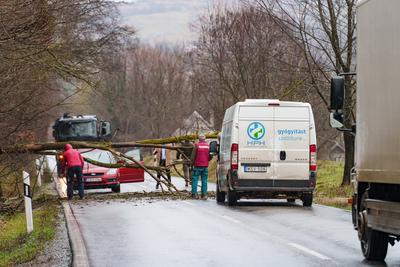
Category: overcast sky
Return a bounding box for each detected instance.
[117,0,236,44]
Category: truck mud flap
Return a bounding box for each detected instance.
[366,199,400,235]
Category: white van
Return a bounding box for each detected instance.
[215,99,317,206]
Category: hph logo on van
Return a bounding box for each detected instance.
[247,122,266,145]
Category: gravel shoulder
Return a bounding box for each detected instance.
[16,208,71,267]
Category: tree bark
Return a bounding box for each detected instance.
[342,75,355,185]
[0,133,218,155]
[342,132,355,185]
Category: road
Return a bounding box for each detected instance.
[46,156,399,266]
[71,191,399,266]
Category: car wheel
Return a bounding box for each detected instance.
[302,194,313,207]
[216,181,226,203]
[227,188,237,206]
[112,185,121,193]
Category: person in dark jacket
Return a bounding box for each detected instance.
[62,144,85,200]
[154,147,171,189]
[191,134,210,199]
[176,140,194,187]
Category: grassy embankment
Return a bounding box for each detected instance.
[314,160,352,210]
[0,166,61,267]
[0,202,59,267]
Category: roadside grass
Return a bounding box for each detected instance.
[0,201,59,267]
[315,160,352,210]
[145,155,218,184]
[208,158,217,183]
[169,157,217,183]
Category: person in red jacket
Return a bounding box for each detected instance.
[190,134,210,199]
[63,144,85,200]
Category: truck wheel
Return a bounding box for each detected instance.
[360,228,388,261]
[216,182,226,203]
[302,194,313,207]
[358,192,388,261]
[227,189,237,206]
[112,185,120,193]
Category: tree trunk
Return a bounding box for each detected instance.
[342,75,355,185]
[342,131,355,185]
[0,133,218,155]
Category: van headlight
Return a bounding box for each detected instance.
[107,168,117,175]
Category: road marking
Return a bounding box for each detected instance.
[184,203,334,263]
[288,242,331,261]
[139,185,147,189]
[220,215,241,224]
[182,201,195,206]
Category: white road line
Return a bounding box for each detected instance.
[220,215,241,224]
[182,201,195,206]
[139,185,147,189]
[288,242,331,261]
[184,204,333,263]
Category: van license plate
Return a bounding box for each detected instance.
[244,166,268,172]
[86,178,101,182]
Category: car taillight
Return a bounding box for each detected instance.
[310,144,317,171]
[231,143,238,170]
[58,154,64,160]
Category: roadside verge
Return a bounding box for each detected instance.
[62,202,89,267]
[52,164,90,267]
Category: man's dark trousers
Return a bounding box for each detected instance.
[67,166,84,199]
[156,159,171,188]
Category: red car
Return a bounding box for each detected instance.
[78,149,121,193]
[118,149,145,183]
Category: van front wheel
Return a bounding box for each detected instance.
[227,189,238,206]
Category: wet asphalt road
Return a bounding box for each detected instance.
[70,181,399,267]
[45,156,399,266]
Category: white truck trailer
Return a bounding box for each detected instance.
[330,0,400,261]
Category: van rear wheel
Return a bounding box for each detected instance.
[216,182,226,203]
[227,189,237,206]
[302,194,313,207]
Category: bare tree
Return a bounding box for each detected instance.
[248,0,356,184]
[190,5,323,125]
[93,44,192,140]
[0,0,133,195]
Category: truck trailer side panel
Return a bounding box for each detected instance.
[357,0,400,184]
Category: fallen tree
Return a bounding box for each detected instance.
[1,133,219,194]
[0,132,219,154]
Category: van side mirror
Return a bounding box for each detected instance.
[330,76,345,110]
[101,121,112,138]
